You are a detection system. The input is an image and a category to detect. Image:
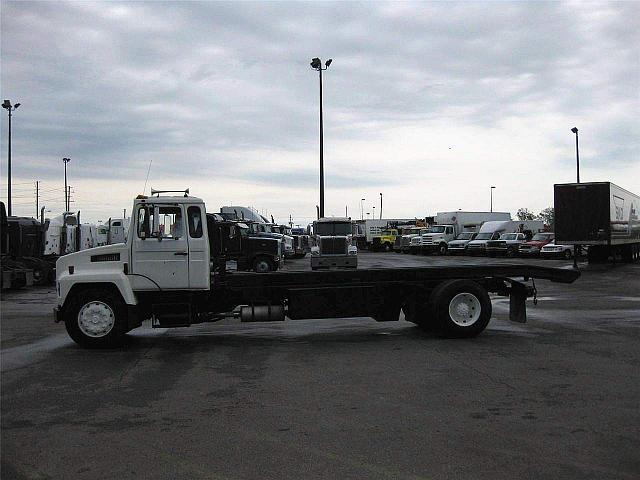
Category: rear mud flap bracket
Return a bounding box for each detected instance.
[509,280,528,323]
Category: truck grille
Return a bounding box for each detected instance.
[487,241,506,248]
[320,237,347,255]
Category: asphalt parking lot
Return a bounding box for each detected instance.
[2,252,639,480]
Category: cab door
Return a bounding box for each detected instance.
[131,204,190,290]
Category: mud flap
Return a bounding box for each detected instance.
[509,281,527,323]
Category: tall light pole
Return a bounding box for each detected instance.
[571,127,580,268]
[2,100,21,216]
[379,193,383,219]
[63,157,71,211]
[310,57,332,218]
[571,127,580,183]
[490,186,496,212]
[360,198,365,220]
[372,206,376,219]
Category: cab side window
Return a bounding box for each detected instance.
[187,206,203,238]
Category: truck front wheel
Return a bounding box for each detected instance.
[64,288,128,348]
[428,280,492,338]
[438,243,448,255]
[254,257,275,273]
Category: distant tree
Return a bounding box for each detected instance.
[516,208,535,221]
[538,207,555,229]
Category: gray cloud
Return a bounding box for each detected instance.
[1,1,638,220]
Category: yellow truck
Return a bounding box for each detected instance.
[372,228,398,251]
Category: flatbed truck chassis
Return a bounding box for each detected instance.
[54,262,578,348]
[53,194,580,348]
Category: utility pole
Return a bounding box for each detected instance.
[67,185,72,211]
[35,181,39,217]
[2,100,21,216]
[379,193,383,219]
[123,208,126,219]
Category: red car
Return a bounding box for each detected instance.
[518,232,555,257]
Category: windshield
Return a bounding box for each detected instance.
[314,222,352,236]
[501,233,518,240]
[428,226,446,233]
[455,232,474,240]
[475,233,492,240]
[532,233,553,241]
[381,229,395,235]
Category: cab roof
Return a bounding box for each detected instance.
[134,195,204,205]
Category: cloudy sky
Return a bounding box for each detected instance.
[1,0,638,224]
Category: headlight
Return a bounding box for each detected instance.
[348,246,358,256]
[311,246,320,256]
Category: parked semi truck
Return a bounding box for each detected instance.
[555,182,639,262]
[206,215,281,272]
[1,202,55,288]
[53,192,579,348]
[310,217,357,269]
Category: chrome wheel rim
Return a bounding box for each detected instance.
[448,293,481,326]
[78,301,115,337]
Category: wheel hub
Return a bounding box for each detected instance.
[448,293,481,326]
[78,301,115,337]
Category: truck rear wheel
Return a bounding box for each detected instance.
[64,288,128,348]
[428,280,492,338]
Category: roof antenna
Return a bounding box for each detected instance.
[142,159,153,195]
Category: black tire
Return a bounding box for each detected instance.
[402,297,436,331]
[384,243,391,252]
[428,280,492,338]
[563,249,572,260]
[253,257,274,273]
[64,288,128,348]
[506,247,516,258]
[438,243,448,255]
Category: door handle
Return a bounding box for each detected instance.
[174,251,188,256]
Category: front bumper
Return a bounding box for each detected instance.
[53,306,62,323]
[311,255,358,269]
[518,247,541,256]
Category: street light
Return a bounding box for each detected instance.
[2,99,20,216]
[310,57,332,218]
[571,127,580,268]
[360,198,365,220]
[63,157,71,211]
[571,127,580,183]
[379,193,383,219]
[490,186,496,212]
